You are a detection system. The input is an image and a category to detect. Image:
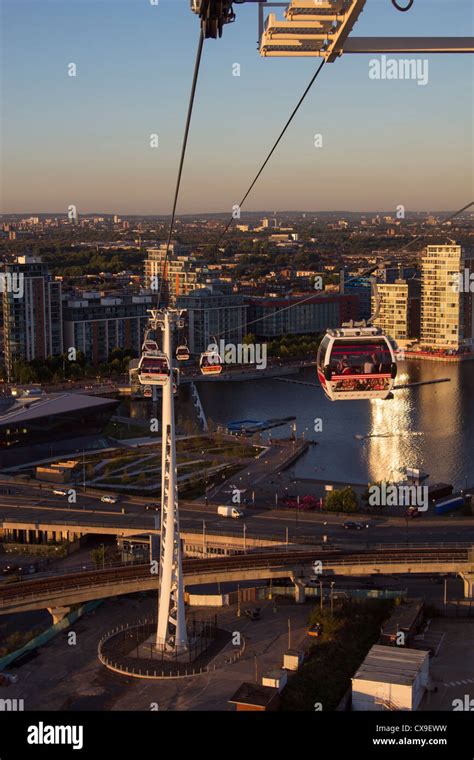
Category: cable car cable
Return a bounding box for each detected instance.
[215,58,326,249]
[157,29,205,308]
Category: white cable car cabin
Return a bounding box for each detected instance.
[137,351,171,386]
[176,344,190,361]
[317,326,397,401]
[200,346,223,375]
[143,339,159,353]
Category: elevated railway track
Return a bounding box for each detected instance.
[1,545,472,617]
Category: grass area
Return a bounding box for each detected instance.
[178,463,243,500]
[103,420,157,440]
[279,599,394,711]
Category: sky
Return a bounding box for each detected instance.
[0,0,473,215]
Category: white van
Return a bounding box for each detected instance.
[217,505,243,519]
[101,495,117,504]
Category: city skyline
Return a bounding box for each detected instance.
[1,0,472,215]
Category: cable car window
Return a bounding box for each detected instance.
[317,335,330,370]
[330,341,392,376]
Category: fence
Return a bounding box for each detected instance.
[98,617,245,679]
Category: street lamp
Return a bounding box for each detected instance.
[243,523,247,554]
[202,519,206,557]
[330,581,335,616]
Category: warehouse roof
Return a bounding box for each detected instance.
[353,645,428,687]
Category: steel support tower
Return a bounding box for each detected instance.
[152,308,188,653]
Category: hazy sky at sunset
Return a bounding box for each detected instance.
[1,0,472,214]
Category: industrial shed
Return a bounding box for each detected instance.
[352,645,429,711]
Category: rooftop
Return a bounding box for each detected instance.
[353,645,428,687]
[0,393,117,426]
[228,682,279,708]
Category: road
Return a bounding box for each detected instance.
[0,481,473,548]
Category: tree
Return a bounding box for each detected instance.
[340,486,358,513]
[324,487,358,513]
[325,490,343,512]
[90,546,106,568]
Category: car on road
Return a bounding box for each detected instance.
[145,505,160,511]
[52,489,67,496]
[244,608,261,621]
[308,622,323,638]
[101,496,118,504]
[1,565,16,576]
[343,520,364,530]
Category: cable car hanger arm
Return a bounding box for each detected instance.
[191,2,473,58]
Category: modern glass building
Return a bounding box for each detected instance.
[0,392,119,468]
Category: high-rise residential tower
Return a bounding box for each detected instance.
[420,244,473,351]
[2,255,63,379]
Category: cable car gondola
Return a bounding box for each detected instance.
[143,339,159,353]
[176,343,190,362]
[137,350,171,386]
[317,325,397,401]
[200,342,223,375]
[143,385,152,398]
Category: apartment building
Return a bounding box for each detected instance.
[2,255,63,379]
[420,244,474,351]
[144,243,199,303]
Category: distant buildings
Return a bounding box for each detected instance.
[420,244,474,351]
[176,286,247,354]
[246,294,358,338]
[2,255,63,380]
[144,243,199,303]
[62,294,152,364]
[340,272,372,321]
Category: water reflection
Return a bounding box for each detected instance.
[366,389,420,483]
[121,359,474,489]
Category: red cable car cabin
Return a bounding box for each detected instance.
[200,348,223,375]
[317,327,397,401]
[137,352,171,386]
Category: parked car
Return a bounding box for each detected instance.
[308,623,323,638]
[101,495,117,504]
